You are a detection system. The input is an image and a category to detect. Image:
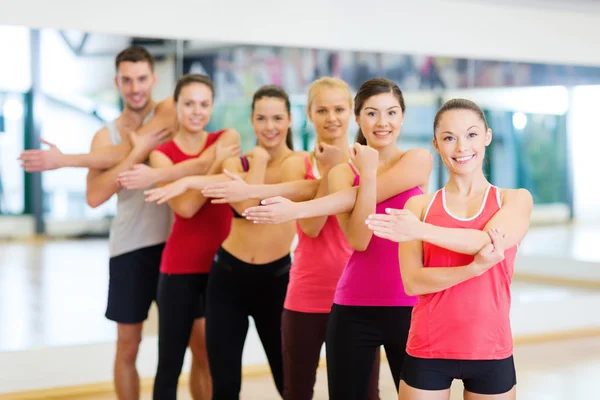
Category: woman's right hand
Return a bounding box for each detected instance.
[117,164,160,190]
[471,228,507,275]
[349,143,378,175]
[201,169,250,204]
[144,177,190,204]
[215,142,241,165]
[243,196,298,224]
[244,146,271,162]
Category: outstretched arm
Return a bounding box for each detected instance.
[227,149,271,215]
[117,129,241,189]
[244,147,433,224]
[85,128,161,208]
[20,97,177,172]
[148,150,216,219]
[367,188,533,255]
[398,199,508,296]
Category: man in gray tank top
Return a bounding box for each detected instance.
[17,46,238,400]
[84,46,174,400]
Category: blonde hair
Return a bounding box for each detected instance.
[306,77,353,113]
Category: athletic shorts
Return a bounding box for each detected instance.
[105,243,164,324]
[403,353,516,395]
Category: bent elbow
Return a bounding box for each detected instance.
[402,278,419,297]
[302,226,323,239]
[403,284,417,297]
[176,207,195,219]
[350,239,369,252]
[86,193,103,209]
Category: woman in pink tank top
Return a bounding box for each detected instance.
[366,99,533,400]
[198,77,382,399]
[243,78,433,400]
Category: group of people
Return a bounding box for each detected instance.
[19,45,533,400]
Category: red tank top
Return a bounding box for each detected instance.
[154,130,233,274]
[284,155,354,313]
[406,185,517,360]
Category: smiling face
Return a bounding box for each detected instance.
[356,92,404,149]
[176,82,213,133]
[115,61,156,112]
[433,108,492,176]
[251,96,292,149]
[307,81,352,142]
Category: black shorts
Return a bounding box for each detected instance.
[157,272,209,320]
[105,243,164,324]
[403,354,516,395]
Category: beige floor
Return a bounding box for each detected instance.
[79,336,600,400]
[1,227,600,399]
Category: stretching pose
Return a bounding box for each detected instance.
[149,74,239,400]
[365,98,532,400]
[201,77,381,400]
[241,78,432,400]
[146,85,300,400]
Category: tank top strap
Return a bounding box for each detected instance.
[107,120,121,145]
[311,154,321,179]
[303,154,313,179]
[347,162,360,186]
[423,189,443,222]
[241,156,250,172]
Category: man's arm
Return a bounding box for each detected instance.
[85,129,158,208]
[19,96,177,172]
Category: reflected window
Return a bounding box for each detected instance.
[0,93,25,215]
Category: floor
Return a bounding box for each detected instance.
[0,224,598,352]
[0,223,599,398]
[80,336,600,400]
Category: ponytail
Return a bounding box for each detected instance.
[355,129,367,145]
[286,127,294,150]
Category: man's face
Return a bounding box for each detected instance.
[115,61,156,111]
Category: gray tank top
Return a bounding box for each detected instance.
[107,110,173,257]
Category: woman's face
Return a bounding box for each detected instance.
[251,96,291,149]
[356,92,404,149]
[433,109,492,176]
[176,82,213,133]
[308,87,351,142]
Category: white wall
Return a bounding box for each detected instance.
[0,25,30,92]
[568,86,600,223]
[0,0,600,67]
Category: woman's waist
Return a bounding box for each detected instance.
[221,226,295,264]
[214,246,291,275]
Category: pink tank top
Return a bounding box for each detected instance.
[407,185,517,360]
[284,155,354,313]
[333,163,422,307]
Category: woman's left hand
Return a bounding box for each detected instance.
[365,208,423,242]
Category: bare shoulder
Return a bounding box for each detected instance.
[222,155,243,173]
[219,128,241,144]
[405,192,436,221]
[90,126,112,149]
[328,162,355,191]
[149,149,173,168]
[499,187,533,208]
[281,151,309,181]
[330,161,353,179]
[154,96,176,114]
[399,148,433,164]
[281,151,308,168]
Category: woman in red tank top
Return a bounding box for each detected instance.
[365,99,533,400]
[148,74,240,400]
[148,85,303,399]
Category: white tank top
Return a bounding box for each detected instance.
[106,110,172,257]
